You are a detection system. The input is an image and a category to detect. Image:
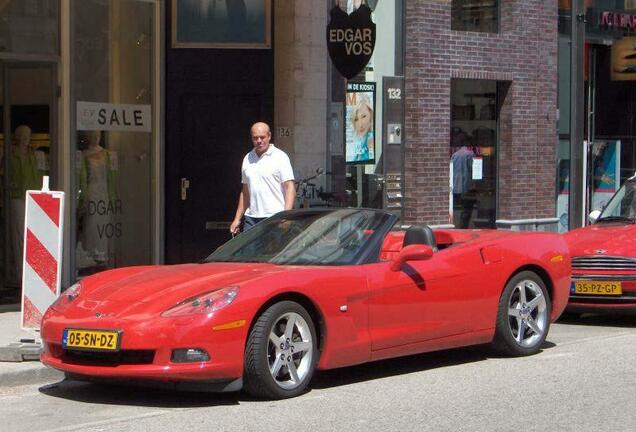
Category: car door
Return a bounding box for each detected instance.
[367,246,487,351]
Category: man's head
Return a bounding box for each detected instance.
[251,122,271,156]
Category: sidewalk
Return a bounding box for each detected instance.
[0,304,63,387]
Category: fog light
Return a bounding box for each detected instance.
[171,348,210,363]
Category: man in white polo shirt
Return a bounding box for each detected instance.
[230,122,296,234]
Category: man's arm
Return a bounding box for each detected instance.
[283,180,296,210]
[230,184,249,234]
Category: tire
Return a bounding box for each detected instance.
[243,301,318,399]
[492,271,551,356]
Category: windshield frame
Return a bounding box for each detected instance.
[204,208,399,266]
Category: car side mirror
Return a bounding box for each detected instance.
[588,210,601,224]
[390,244,434,271]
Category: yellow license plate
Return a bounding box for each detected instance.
[573,281,622,296]
[63,329,120,351]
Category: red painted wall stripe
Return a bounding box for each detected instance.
[25,229,57,294]
[30,193,61,227]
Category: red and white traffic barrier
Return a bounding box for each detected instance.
[21,177,64,331]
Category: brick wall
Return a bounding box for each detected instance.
[404,0,558,225]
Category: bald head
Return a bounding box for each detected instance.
[250,122,272,156]
[251,122,271,136]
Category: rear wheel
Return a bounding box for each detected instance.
[492,271,551,356]
[243,301,317,399]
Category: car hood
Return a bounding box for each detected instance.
[68,262,289,318]
[565,223,636,256]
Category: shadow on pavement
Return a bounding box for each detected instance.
[312,344,505,390]
[557,313,636,328]
[39,379,240,407]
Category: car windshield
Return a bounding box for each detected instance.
[204,209,393,265]
[598,179,636,222]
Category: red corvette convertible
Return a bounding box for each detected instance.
[41,208,570,399]
[565,177,636,314]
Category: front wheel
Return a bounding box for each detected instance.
[492,271,551,356]
[243,301,318,399]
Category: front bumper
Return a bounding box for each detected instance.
[567,274,636,313]
[40,310,247,385]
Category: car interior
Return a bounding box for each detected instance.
[379,226,476,261]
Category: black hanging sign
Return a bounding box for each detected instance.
[326,4,376,80]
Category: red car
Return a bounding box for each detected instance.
[565,177,636,314]
[41,209,570,399]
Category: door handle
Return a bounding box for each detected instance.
[181,177,190,201]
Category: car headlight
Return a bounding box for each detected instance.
[161,286,239,317]
[49,282,83,312]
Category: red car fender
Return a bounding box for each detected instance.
[236,267,372,371]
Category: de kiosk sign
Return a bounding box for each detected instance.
[327,4,376,80]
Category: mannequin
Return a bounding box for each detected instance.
[77,130,118,267]
[9,125,47,281]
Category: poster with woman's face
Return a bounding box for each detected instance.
[345,82,375,164]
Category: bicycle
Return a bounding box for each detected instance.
[295,168,324,208]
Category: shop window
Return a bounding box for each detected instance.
[0,0,58,56]
[451,0,499,33]
[0,65,56,301]
[450,79,498,228]
[72,0,155,278]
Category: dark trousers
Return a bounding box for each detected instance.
[243,215,267,231]
[453,193,476,229]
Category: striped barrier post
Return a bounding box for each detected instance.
[21,176,65,331]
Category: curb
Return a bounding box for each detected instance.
[0,361,64,388]
[0,342,64,388]
[0,342,42,362]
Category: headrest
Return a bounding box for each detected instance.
[403,225,437,251]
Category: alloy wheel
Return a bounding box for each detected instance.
[507,279,548,348]
[267,312,314,390]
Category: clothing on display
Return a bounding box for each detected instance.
[8,128,48,282]
[9,149,46,198]
[77,146,118,266]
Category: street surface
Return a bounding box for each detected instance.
[2,314,635,432]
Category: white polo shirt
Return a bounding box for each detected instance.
[242,144,295,218]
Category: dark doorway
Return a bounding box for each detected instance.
[169,93,264,263]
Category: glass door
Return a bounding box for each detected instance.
[0,62,56,304]
[450,79,498,228]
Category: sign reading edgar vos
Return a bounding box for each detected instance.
[77,101,151,132]
[326,4,376,80]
